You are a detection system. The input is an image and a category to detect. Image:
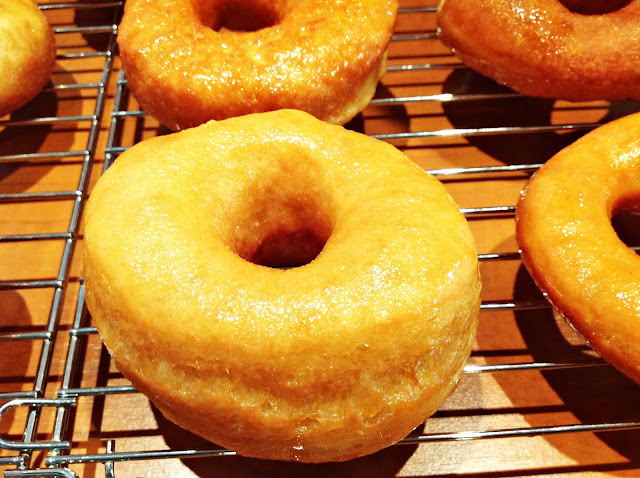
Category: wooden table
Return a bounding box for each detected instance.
[1,1,640,476]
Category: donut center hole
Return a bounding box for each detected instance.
[227,187,333,269]
[612,210,640,254]
[196,1,284,32]
[559,0,632,14]
[250,227,329,268]
[245,205,332,268]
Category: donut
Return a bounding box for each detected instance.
[437,0,640,101]
[117,0,398,131]
[0,0,56,117]
[83,109,481,462]
[516,112,640,383]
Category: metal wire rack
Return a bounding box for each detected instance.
[1,1,640,476]
[0,1,119,476]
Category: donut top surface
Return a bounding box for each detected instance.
[85,109,479,361]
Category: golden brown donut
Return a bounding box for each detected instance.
[0,0,56,117]
[117,0,398,131]
[516,112,640,383]
[83,110,481,462]
[437,0,640,101]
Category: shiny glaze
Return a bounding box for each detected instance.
[516,112,640,383]
[83,110,481,462]
[118,0,397,130]
[0,0,56,116]
[437,0,640,100]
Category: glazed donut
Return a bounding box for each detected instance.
[83,110,481,462]
[516,112,640,383]
[0,0,56,117]
[117,0,398,131]
[437,0,640,101]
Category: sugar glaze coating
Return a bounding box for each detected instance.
[83,110,481,462]
[118,0,398,130]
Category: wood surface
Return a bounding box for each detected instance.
[1,0,640,476]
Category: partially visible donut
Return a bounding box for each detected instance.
[0,0,56,117]
[516,112,640,383]
[117,0,398,131]
[437,0,640,101]
[83,109,481,462]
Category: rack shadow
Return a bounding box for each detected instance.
[440,68,640,166]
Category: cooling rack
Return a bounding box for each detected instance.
[1,1,640,476]
[0,0,118,476]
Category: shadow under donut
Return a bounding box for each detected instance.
[473,212,640,466]
[511,263,640,463]
[440,68,640,166]
[152,403,419,478]
[73,2,122,53]
[0,83,59,185]
[346,83,412,147]
[0,291,36,434]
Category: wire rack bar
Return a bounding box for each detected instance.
[49,285,88,466]
[429,163,541,177]
[57,52,110,60]
[0,151,88,163]
[464,360,609,374]
[39,1,123,10]
[372,123,599,141]
[0,332,51,342]
[401,421,640,444]
[0,281,62,291]
[392,33,438,41]
[0,233,72,243]
[0,392,39,402]
[46,448,237,467]
[48,83,103,91]
[370,91,524,104]
[0,191,81,203]
[398,6,437,13]
[52,26,115,35]
[4,470,79,478]
[0,115,95,128]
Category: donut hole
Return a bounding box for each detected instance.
[560,0,632,14]
[225,174,334,269]
[612,210,640,253]
[194,0,284,32]
[245,208,332,268]
[249,227,329,268]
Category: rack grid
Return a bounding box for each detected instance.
[1,1,640,477]
[0,1,119,475]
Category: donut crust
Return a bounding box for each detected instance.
[117,0,398,130]
[0,0,56,117]
[516,112,640,383]
[84,110,481,462]
[437,0,640,101]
